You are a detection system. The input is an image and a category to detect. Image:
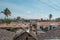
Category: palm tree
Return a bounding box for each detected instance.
[49,14,52,21]
[1,8,11,17]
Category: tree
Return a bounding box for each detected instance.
[16,16,21,20]
[55,17,60,22]
[49,14,52,21]
[2,18,13,24]
[40,18,43,21]
[1,8,11,17]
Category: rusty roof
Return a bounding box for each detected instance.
[0,23,30,28]
[37,22,60,26]
[0,22,60,28]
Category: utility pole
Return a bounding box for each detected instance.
[29,20,32,33]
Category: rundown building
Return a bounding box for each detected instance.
[13,22,37,40]
[0,21,60,40]
[14,32,36,40]
[37,22,60,31]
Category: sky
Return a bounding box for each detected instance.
[0,0,60,19]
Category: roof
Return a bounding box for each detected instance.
[14,31,37,40]
[0,22,60,28]
[0,29,15,40]
[37,22,60,26]
[0,23,30,28]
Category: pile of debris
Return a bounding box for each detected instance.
[0,29,15,40]
[39,27,60,40]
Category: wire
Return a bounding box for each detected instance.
[48,0,60,10]
[38,0,60,11]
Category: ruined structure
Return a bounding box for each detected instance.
[0,29,15,40]
[14,32,36,40]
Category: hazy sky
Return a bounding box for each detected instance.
[0,0,60,19]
